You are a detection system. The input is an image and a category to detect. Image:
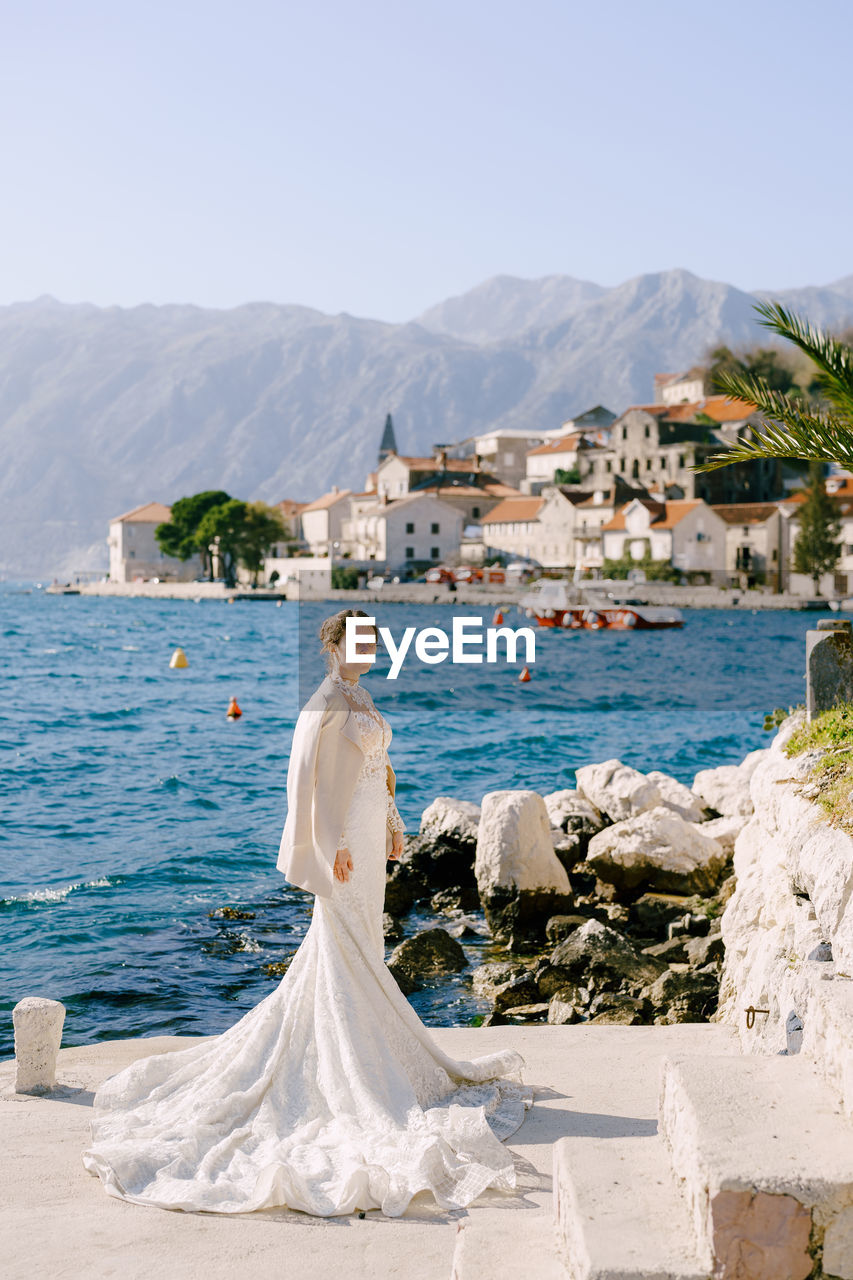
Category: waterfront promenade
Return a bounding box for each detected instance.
[51,578,842,610]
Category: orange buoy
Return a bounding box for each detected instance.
[492,609,503,625]
[518,665,531,682]
[226,696,242,719]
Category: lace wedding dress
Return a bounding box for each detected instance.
[81,671,533,1217]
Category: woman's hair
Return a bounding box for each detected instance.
[319,609,378,669]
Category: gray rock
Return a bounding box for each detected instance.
[397,833,476,893]
[642,935,691,964]
[588,994,648,1024]
[384,859,424,917]
[383,912,404,943]
[686,932,725,967]
[472,961,534,998]
[430,886,480,913]
[387,928,467,995]
[627,893,694,940]
[545,914,590,945]
[501,1002,550,1022]
[585,805,727,896]
[645,968,719,1022]
[548,918,667,993]
[547,996,582,1025]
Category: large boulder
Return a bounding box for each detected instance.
[543,788,606,838]
[584,805,727,896]
[687,812,747,858]
[574,759,662,823]
[387,927,468,995]
[475,790,573,945]
[419,796,481,848]
[540,917,667,997]
[645,770,711,823]
[691,748,767,818]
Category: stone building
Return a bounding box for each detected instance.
[580,397,784,505]
[107,502,204,583]
[480,495,547,562]
[709,502,785,591]
[524,431,591,492]
[780,473,853,596]
[340,491,463,568]
[600,498,729,584]
[299,487,354,557]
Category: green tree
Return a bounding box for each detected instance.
[790,458,842,593]
[196,499,249,588]
[237,501,288,586]
[691,300,853,475]
[554,464,581,485]
[155,490,232,580]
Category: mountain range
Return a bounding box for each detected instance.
[4,267,853,578]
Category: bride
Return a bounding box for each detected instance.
[81,608,533,1217]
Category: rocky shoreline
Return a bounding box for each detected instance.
[382,749,765,1027]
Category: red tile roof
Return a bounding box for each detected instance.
[111,501,173,523]
[301,489,353,512]
[709,502,781,525]
[665,395,756,423]
[526,432,585,457]
[481,496,545,523]
[601,499,704,532]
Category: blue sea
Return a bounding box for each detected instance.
[0,582,813,1061]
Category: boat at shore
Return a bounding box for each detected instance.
[517,580,685,630]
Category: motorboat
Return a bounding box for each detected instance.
[517,580,684,630]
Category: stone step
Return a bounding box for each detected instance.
[450,1211,565,1280]
[658,1052,853,1280]
[553,1133,713,1279]
[545,1023,739,1280]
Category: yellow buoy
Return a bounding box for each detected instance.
[169,647,188,668]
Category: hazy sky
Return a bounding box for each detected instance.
[3,0,851,322]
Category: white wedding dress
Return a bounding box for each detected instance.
[81,671,533,1217]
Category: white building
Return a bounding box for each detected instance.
[524,431,588,490]
[709,502,785,590]
[780,473,853,596]
[340,492,463,568]
[654,370,707,405]
[480,495,546,560]
[600,498,729,584]
[107,502,204,583]
[300,487,354,557]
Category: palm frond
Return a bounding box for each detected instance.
[691,366,853,473]
[752,299,853,420]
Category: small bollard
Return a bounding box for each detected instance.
[806,618,853,722]
[13,996,66,1094]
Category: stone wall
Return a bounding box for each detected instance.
[714,709,853,1117]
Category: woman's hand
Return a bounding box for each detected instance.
[334,847,353,882]
[388,830,404,861]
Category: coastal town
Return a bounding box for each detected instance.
[97,367,853,602]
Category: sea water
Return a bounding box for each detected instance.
[0,583,811,1058]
